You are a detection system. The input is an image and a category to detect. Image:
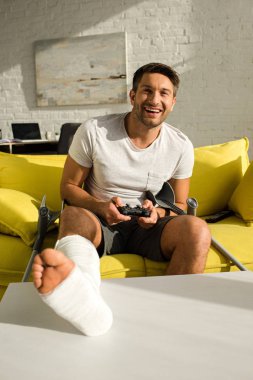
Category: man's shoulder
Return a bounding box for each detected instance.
[84,112,126,128]
[162,122,192,145]
[77,113,126,138]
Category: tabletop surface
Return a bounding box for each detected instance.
[1,271,253,380]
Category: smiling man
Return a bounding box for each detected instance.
[130,66,177,129]
[32,63,211,336]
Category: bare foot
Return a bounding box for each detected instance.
[32,249,75,294]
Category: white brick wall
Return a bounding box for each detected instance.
[0,0,252,157]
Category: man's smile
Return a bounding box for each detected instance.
[143,105,163,116]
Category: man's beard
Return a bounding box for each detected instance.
[133,104,165,129]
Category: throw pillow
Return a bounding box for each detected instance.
[0,188,57,246]
[0,189,40,245]
[228,160,253,224]
[189,137,249,216]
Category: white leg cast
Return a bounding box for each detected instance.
[55,235,101,288]
[41,265,113,336]
[39,235,113,336]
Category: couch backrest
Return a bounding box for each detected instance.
[0,153,66,210]
[0,137,249,215]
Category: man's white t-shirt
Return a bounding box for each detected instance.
[69,113,194,206]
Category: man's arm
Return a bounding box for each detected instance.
[60,155,130,224]
[60,155,101,210]
[153,178,191,218]
[168,177,191,213]
[138,178,191,229]
[151,178,190,218]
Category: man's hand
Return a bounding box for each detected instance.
[137,199,159,229]
[98,196,131,225]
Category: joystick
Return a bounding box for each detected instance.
[118,204,151,217]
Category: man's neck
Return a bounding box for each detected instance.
[124,112,162,149]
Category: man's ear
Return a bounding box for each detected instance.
[171,97,176,110]
[129,89,136,105]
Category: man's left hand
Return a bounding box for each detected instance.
[137,200,159,229]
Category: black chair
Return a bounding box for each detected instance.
[57,123,81,154]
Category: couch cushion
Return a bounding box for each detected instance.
[189,138,249,216]
[228,160,253,224]
[0,189,41,246]
[0,189,58,246]
[0,234,33,286]
[0,139,249,215]
[0,152,66,211]
[143,216,253,274]
[1,216,253,299]
[100,253,146,279]
[206,216,253,271]
[0,231,58,287]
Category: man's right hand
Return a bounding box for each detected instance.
[98,197,131,225]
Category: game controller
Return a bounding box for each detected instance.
[118,204,151,217]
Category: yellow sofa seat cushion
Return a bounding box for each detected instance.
[0,231,58,286]
[100,254,146,279]
[207,216,253,271]
[189,138,249,216]
[1,216,253,298]
[101,216,253,278]
[228,161,253,224]
[0,152,66,211]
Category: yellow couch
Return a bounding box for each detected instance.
[0,137,253,300]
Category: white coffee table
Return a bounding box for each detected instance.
[1,271,253,380]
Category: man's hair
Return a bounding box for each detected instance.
[132,63,180,96]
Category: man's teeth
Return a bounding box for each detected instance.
[145,107,160,113]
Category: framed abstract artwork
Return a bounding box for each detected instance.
[34,32,127,106]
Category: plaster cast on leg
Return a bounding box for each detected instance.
[55,235,101,288]
[40,235,113,336]
[41,265,113,336]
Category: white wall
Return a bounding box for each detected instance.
[1,0,253,157]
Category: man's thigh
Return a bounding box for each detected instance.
[125,216,174,262]
[97,218,138,257]
[97,216,175,262]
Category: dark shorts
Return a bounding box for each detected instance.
[96,216,174,262]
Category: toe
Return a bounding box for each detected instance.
[33,254,44,266]
[33,249,75,295]
[32,263,44,273]
[39,248,69,267]
[33,274,42,289]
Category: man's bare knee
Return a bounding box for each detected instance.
[162,216,211,275]
[59,206,102,246]
[161,215,211,259]
[184,216,211,251]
